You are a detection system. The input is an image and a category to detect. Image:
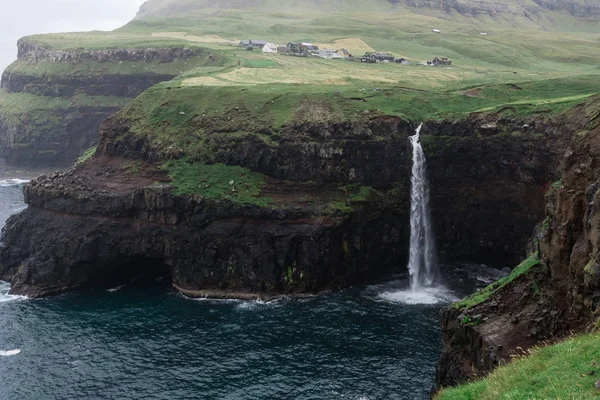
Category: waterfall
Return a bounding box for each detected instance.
[407,123,437,291]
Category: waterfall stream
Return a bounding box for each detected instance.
[408,123,437,291]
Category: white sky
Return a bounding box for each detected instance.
[0,0,147,71]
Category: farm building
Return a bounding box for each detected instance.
[302,43,319,52]
[287,42,303,53]
[277,46,289,54]
[428,57,452,65]
[262,43,278,53]
[239,40,269,49]
[287,42,319,55]
[318,49,336,59]
[362,52,395,62]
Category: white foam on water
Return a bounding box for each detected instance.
[234,298,284,310]
[378,286,459,305]
[0,179,29,187]
[183,296,241,304]
[0,349,21,357]
[0,281,28,303]
[107,285,125,293]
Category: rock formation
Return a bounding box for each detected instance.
[0,39,207,165]
[435,97,600,390]
[0,100,579,298]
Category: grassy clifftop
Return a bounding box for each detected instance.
[436,333,600,400]
[2,0,599,165]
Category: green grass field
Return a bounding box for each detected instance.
[8,5,600,128]
[436,333,600,400]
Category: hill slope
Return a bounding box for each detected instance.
[135,0,600,27]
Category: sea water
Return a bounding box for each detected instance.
[0,164,504,399]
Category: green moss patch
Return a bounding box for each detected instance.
[436,333,600,400]
[75,146,97,165]
[327,185,382,214]
[451,253,540,311]
[164,158,271,206]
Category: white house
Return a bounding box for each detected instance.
[432,29,441,33]
[318,49,336,59]
[262,43,278,53]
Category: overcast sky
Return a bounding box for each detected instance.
[0,0,147,71]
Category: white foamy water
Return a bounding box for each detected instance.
[378,286,458,305]
[407,123,438,291]
[0,349,21,357]
[0,282,28,303]
[107,285,125,293]
[0,179,29,187]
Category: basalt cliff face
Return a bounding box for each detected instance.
[435,99,600,390]
[0,102,579,298]
[0,40,204,166]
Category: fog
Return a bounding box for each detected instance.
[0,0,147,71]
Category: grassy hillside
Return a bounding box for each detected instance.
[134,0,600,28]
[436,333,600,400]
[3,0,600,164]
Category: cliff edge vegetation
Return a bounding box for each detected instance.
[437,333,600,400]
[2,0,600,164]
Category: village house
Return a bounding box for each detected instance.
[302,43,319,55]
[286,42,319,55]
[239,40,269,50]
[428,57,452,65]
[287,42,303,53]
[362,52,395,62]
[318,48,336,59]
[262,43,278,53]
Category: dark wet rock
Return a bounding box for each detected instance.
[0,101,593,301]
[0,42,204,166]
[436,98,600,389]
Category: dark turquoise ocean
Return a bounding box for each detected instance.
[0,167,502,400]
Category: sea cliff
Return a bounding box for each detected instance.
[0,91,581,298]
[0,38,211,165]
[435,98,600,390]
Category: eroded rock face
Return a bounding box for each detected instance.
[540,117,600,324]
[0,42,203,165]
[435,100,600,390]
[0,106,121,166]
[0,110,578,298]
[16,40,199,63]
[0,157,408,298]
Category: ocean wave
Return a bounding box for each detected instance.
[107,285,125,293]
[0,178,30,187]
[0,281,28,303]
[0,349,21,357]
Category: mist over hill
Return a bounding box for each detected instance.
[135,0,600,21]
